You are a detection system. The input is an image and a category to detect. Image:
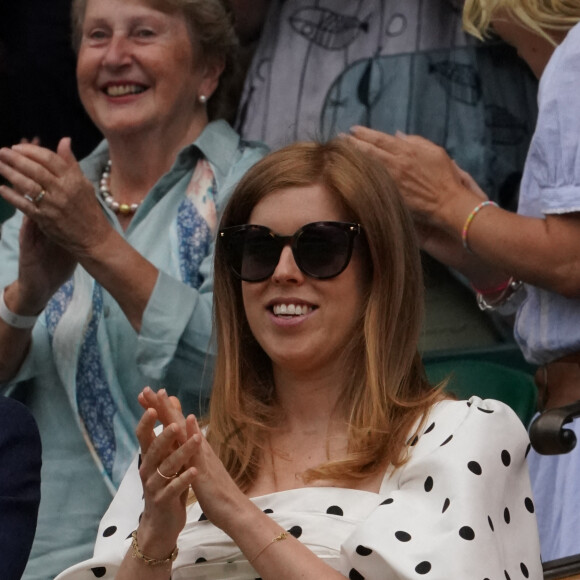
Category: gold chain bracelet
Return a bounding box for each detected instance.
[130,531,178,567]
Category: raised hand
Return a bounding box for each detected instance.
[135,408,198,558]
[0,137,113,258]
[347,126,482,230]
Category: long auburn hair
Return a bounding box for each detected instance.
[463,0,580,43]
[207,139,443,491]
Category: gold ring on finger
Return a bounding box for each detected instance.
[33,189,47,205]
[157,466,178,480]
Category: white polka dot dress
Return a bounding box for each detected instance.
[55,397,542,580]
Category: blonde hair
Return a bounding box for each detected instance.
[463,0,580,43]
[207,139,443,491]
[71,0,240,121]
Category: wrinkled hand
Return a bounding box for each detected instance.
[347,126,481,229]
[0,137,113,258]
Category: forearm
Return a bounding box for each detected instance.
[457,206,580,297]
[77,228,158,333]
[224,502,347,580]
[0,282,37,382]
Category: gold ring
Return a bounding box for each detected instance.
[33,190,46,205]
[157,466,178,480]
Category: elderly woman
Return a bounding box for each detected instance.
[0,0,265,577]
[57,140,540,580]
[349,0,580,563]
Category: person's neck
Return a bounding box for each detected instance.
[272,366,347,434]
[106,116,208,201]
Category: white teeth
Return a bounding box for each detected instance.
[106,84,146,97]
[273,303,313,317]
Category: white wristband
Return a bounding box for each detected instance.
[0,287,39,329]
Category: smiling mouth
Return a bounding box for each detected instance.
[104,84,147,97]
[271,303,315,317]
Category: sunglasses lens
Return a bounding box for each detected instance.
[230,227,281,281]
[296,223,352,279]
[223,222,358,281]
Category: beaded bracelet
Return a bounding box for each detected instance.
[130,531,178,567]
[461,200,498,252]
[0,287,38,329]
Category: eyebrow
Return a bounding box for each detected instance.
[83,14,165,31]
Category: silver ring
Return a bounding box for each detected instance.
[33,190,46,205]
[157,466,178,480]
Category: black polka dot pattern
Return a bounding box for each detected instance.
[327,505,344,516]
[102,526,117,537]
[395,531,411,542]
[415,561,432,575]
[440,434,453,446]
[468,461,482,475]
[501,450,511,466]
[521,562,529,578]
[288,525,302,539]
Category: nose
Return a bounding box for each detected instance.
[102,34,132,68]
[271,245,304,284]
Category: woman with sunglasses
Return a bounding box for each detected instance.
[57,140,541,579]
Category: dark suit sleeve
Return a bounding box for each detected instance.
[0,396,42,580]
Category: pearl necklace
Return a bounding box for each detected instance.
[99,160,141,215]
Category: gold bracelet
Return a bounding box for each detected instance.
[250,531,289,565]
[130,531,178,567]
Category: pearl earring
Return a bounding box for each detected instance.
[199,94,207,104]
